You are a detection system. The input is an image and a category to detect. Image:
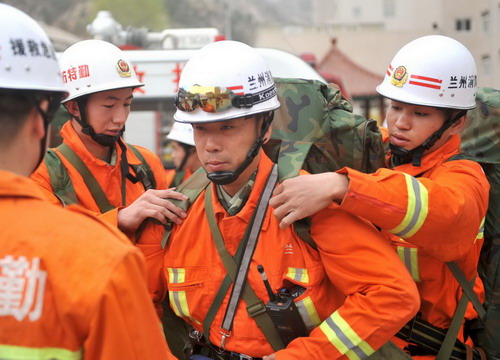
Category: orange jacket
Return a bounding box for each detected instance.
[30,121,168,307]
[337,132,489,343]
[164,153,419,359]
[31,121,168,227]
[0,171,172,360]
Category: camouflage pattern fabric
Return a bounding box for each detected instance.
[263,77,385,181]
[460,87,500,359]
[217,171,256,216]
[161,78,386,248]
[44,149,79,206]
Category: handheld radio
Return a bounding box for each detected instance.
[257,265,308,346]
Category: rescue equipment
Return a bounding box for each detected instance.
[44,142,156,210]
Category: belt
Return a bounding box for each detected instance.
[397,315,486,360]
[226,352,262,360]
[188,329,263,360]
[190,350,262,360]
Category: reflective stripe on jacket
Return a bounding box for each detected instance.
[0,171,172,360]
[164,153,419,359]
[338,132,489,335]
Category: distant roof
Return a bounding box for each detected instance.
[39,23,83,51]
[318,38,383,98]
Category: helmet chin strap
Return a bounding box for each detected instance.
[390,110,467,167]
[29,92,65,174]
[72,97,124,147]
[207,112,274,186]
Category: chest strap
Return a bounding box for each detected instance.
[203,165,284,352]
[57,143,114,213]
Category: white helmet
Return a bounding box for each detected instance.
[59,39,143,102]
[174,40,280,123]
[377,35,477,110]
[167,121,195,146]
[0,3,66,94]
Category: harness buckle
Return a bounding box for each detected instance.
[219,328,231,351]
[229,352,253,360]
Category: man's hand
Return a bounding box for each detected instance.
[263,354,276,360]
[117,188,188,232]
[269,172,349,229]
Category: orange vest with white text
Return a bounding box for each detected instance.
[0,171,172,360]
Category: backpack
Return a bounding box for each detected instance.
[160,77,387,359]
[44,142,156,210]
[161,77,385,248]
[459,87,500,359]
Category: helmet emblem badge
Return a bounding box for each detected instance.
[391,65,408,87]
[116,59,131,78]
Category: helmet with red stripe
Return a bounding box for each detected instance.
[377,35,477,110]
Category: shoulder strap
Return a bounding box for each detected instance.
[161,167,211,248]
[57,143,114,213]
[44,148,79,206]
[127,143,157,191]
[293,218,317,250]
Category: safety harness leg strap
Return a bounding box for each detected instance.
[436,275,476,360]
[397,270,484,360]
[447,262,486,320]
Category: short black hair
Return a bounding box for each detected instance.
[0,90,36,146]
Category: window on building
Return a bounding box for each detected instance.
[482,55,491,76]
[383,0,396,17]
[482,11,490,32]
[456,18,471,32]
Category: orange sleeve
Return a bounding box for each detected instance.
[338,159,489,262]
[274,208,420,359]
[84,248,174,360]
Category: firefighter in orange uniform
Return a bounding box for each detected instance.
[30,39,187,310]
[270,36,490,359]
[0,4,173,359]
[165,121,201,188]
[162,40,420,360]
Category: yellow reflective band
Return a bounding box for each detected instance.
[167,268,186,283]
[169,290,191,318]
[319,311,375,360]
[286,267,309,283]
[390,174,429,238]
[397,245,420,282]
[296,296,321,331]
[475,217,485,243]
[0,344,82,360]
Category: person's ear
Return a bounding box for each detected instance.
[449,113,467,135]
[263,122,273,144]
[31,99,48,140]
[65,100,80,118]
